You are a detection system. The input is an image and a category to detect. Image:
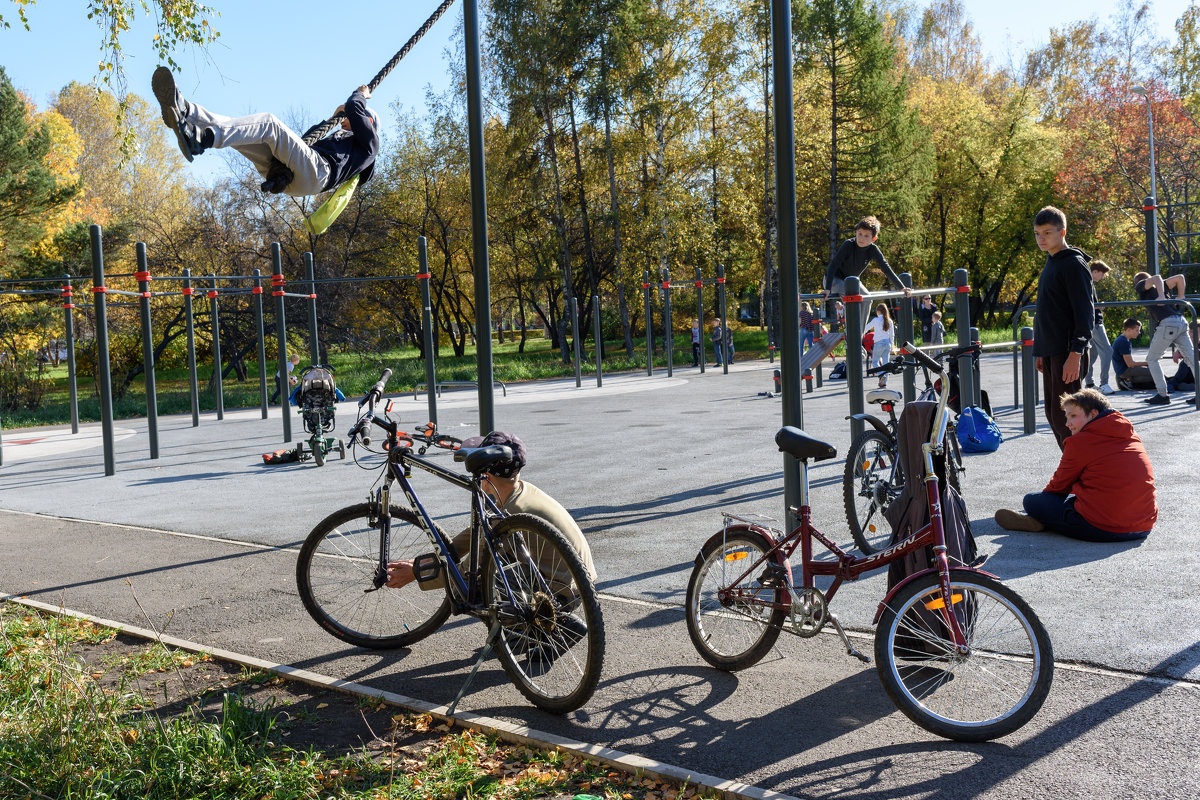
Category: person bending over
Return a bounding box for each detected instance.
[1133,270,1197,406]
[152,67,380,197]
[385,431,595,589]
[994,388,1156,542]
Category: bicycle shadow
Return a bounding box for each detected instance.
[763,640,1200,798]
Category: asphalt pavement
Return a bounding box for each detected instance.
[3,355,1199,798]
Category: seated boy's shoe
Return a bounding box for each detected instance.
[1144,394,1170,405]
[1118,378,1134,391]
[1099,383,1114,395]
[1187,397,1197,405]
[994,509,1045,532]
[1085,382,1095,389]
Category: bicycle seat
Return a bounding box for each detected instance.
[454,444,514,475]
[775,426,837,462]
[865,388,902,405]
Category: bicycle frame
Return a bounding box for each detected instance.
[361,419,533,619]
[715,347,973,650]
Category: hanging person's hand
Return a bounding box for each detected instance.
[358,85,371,99]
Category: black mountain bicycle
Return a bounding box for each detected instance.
[295,369,604,713]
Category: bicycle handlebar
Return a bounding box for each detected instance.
[359,368,393,408]
[900,342,943,374]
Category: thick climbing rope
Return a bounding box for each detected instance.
[263,0,458,192]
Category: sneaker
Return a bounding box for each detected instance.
[1187,397,1197,405]
[1099,383,1115,395]
[152,67,204,162]
[994,509,1045,532]
[1118,378,1133,391]
[1144,394,1170,405]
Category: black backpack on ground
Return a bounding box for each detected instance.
[829,362,847,380]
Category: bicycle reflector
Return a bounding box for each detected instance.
[724,550,750,562]
[386,399,395,413]
[924,593,963,611]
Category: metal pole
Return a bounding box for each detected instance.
[272,243,292,443]
[1021,326,1037,434]
[718,264,729,375]
[136,243,159,459]
[305,251,320,364]
[571,297,582,387]
[643,270,653,376]
[62,275,79,434]
[1144,196,1157,277]
[772,0,804,529]
[845,276,865,441]
[969,325,982,408]
[183,269,200,427]
[592,293,603,388]
[1146,94,1159,276]
[419,237,439,425]
[899,272,915,402]
[695,268,706,373]
[662,269,673,378]
[89,225,116,476]
[464,0,495,434]
[953,269,975,411]
[209,275,224,421]
[253,269,269,418]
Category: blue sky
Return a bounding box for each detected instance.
[0,0,1193,186]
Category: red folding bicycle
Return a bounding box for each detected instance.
[684,344,1053,742]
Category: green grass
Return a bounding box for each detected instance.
[0,604,716,800]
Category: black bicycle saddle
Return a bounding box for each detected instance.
[454,444,514,475]
[775,426,837,462]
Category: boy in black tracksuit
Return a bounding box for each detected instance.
[1032,206,1094,450]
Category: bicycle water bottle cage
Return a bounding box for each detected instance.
[775,426,838,462]
[454,444,514,475]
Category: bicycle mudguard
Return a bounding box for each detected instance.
[695,524,791,599]
[872,565,998,624]
[845,412,891,436]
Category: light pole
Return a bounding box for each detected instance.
[1132,83,1159,274]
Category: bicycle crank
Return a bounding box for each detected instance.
[788,587,828,638]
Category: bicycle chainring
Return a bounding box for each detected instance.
[789,587,828,638]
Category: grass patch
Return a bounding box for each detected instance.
[0,603,717,800]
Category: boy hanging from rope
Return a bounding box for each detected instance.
[151,67,380,199]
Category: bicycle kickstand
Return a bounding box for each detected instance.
[446,619,502,717]
[828,613,871,664]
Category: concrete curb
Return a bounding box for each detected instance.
[3,593,801,800]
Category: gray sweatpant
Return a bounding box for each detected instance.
[1145,315,1198,396]
[186,102,331,196]
[1085,323,1111,386]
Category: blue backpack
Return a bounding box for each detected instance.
[957,406,1001,453]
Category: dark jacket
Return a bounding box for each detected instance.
[1045,409,1157,533]
[313,90,380,191]
[823,239,904,292]
[1033,246,1094,357]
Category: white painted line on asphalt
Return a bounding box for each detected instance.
[3,593,804,800]
[1,425,137,463]
[6,507,1195,691]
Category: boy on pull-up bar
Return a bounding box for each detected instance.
[151,67,380,197]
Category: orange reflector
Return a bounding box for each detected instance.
[861,460,870,470]
[867,524,877,533]
[924,593,963,611]
[724,551,749,562]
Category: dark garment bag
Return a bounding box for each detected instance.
[883,402,978,654]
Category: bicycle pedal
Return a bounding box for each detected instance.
[412,552,442,587]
